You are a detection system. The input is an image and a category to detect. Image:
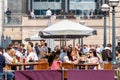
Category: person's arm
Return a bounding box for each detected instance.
[73,57,80,64]
[33,52,38,61]
[44,47,48,56]
[3,53,13,63]
[26,53,31,62]
[63,56,72,63]
[91,57,99,64]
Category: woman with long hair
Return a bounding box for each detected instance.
[63,48,80,64]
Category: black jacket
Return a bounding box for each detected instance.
[0,54,6,73]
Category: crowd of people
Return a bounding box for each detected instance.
[1,38,120,79]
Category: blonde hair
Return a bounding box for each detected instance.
[71,48,77,56]
[26,44,32,53]
[9,48,16,57]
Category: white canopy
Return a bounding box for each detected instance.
[40,20,97,38]
[29,33,41,41]
[25,33,41,41]
[25,33,55,51]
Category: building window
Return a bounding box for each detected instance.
[83,0,95,1]
[51,10,55,14]
[70,0,82,2]
[76,10,82,15]
[70,10,76,15]
[41,10,47,15]
[34,10,40,15]
[48,0,54,2]
[41,0,47,2]
[76,0,82,2]
[55,0,61,2]
[34,0,40,2]
[52,10,61,15]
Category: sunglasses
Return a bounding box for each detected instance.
[89,51,93,53]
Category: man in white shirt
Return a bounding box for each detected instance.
[3,47,13,63]
[46,8,52,19]
[30,9,36,19]
[26,51,38,62]
[15,50,23,58]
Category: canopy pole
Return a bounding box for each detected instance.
[64,35,66,46]
[81,37,84,52]
[62,38,64,46]
[60,38,62,48]
[78,38,81,44]
[73,39,75,47]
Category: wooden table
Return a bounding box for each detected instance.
[75,63,99,70]
[6,62,39,70]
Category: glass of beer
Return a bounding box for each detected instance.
[22,57,26,63]
[13,57,16,63]
[17,57,20,62]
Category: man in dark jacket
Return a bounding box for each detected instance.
[0,47,14,80]
[0,48,5,72]
[5,8,12,24]
[0,47,6,79]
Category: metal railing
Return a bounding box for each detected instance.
[3,13,103,26]
[3,13,22,25]
[27,14,103,20]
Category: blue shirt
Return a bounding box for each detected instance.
[59,52,67,62]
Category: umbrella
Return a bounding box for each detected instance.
[24,32,55,51]
[25,33,41,41]
[40,20,97,38]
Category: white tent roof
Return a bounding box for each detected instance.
[25,33,55,51]
[30,33,41,41]
[25,33,41,41]
[41,20,97,38]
